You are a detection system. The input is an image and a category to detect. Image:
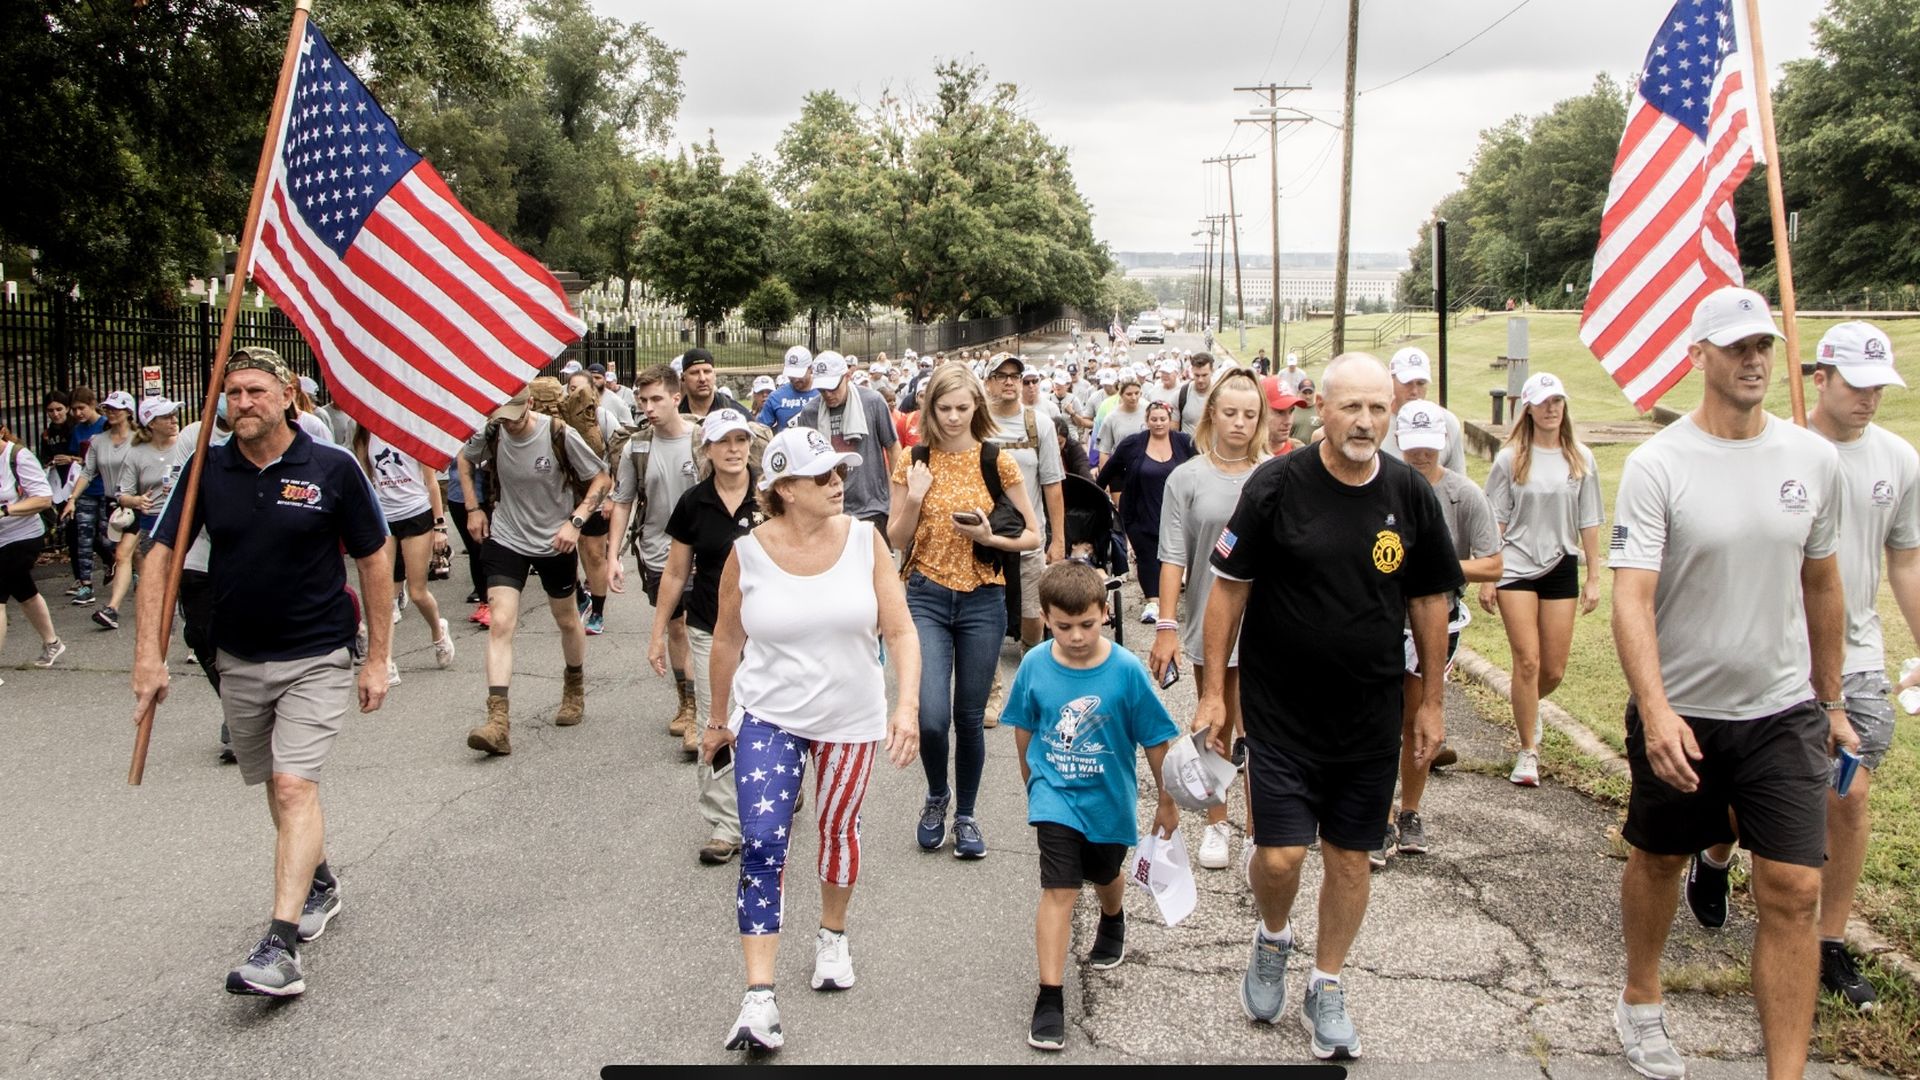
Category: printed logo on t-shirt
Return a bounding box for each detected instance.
[533,455,554,475]
[1610,524,1629,551]
[1778,479,1810,514]
[277,479,324,508]
[1042,695,1113,778]
[1214,528,1237,560]
[1372,529,1405,574]
[680,459,696,477]
[1872,480,1895,508]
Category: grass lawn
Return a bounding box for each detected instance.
[1284,312,1920,968]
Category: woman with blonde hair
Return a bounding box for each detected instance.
[1150,368,1268,870]
[889,363,1041,858]
[1479,372,1603,787]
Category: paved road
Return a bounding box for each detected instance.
[0,359,1880,1075]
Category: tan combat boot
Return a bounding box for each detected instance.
[556,666,586,727]
[681,707,702,758]
[668,679,696,737]
[467,694,511,755]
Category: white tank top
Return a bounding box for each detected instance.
[728,519,886,743]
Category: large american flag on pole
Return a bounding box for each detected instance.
[248,24,585,467]
[1580,0,1763,411]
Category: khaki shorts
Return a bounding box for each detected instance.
[216,647,355,786]
[1018,548,1046,620]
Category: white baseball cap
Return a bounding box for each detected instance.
[560,359,584,376]
[1688,286,1782,347]
[1154,358,1180,375]
[138,397,182,426]
[812,350,850,391]
[751,375,776,394]
[102,390,138,413]
[1285,353,1300,367]
[1520,371,1568,406]
[297,375,320,397]
[1395,400,1450,451]
[1389,347,1433,384]
[759,426,862,490]
[701,407,752,444]
[1161,731,1238,811]
[1097,369,1118,386]
[783,346,813,380]
[1817,322,1904,389]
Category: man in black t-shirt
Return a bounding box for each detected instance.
[1198,353,1462,1060]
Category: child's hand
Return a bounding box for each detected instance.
[1152,795,1180,840]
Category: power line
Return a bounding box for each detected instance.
[1303,0,1365,86]
[1360,0,1535,95]
[1258,1,1296,83]
[1283,0,1331,85]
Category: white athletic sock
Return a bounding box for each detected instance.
[1699,850,1732,870]
[1310,967,1340,990]
[1257,922,1293,946]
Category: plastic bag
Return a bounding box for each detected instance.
[1127,829,1197,926]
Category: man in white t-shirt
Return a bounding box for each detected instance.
[1607,287,1852,1080]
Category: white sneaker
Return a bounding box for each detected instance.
[1509,749,1540,787]
[391,599,403,625]
[1614,995,1686,1079]
[386,658,401,688]
[1139,600,1159,625]
[810,927,855,991]
[1198,822,1232,869]
[432,619,455,669]
[725,988,784,1051]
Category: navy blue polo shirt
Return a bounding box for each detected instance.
[152,428,388,663]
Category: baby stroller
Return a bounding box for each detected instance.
[1060,472,1130,644]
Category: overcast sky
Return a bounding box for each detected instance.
[602,0,1828,263]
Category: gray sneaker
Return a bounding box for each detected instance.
[224,933,305,997]
[1614,995,1686,1079]
[1396,809,1428,855]
[1240,926,1291,1023]
[1301,978,1361,1060]
[297,879,342,942]
[1368,821,1396,870]
[33,639,67,668]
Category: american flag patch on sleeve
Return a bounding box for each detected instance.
[1214,528,1238,560]
[1610,524,1629,551]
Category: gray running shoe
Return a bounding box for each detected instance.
[1614,995,1686,1079]
[1368,821,1396,870]
[1396,809,1428,855]
[1240,926,1291,1023]
[225,933,305,997]
[34,639,67,668]
[1301,978,1361,1060]
[725,988,784,1051]
[297,879,342,942]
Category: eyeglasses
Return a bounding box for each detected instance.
[987,371,1021,382]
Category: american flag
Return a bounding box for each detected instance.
[1580,0,1763,411]
[248,24,585,467]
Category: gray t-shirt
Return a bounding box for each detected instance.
[1178,381,1209,432]
[1610,414,1843,720]
[117,440,191,509]
[1381,404,1467,475]
[612,428,695,572]
[1098,406,1148,459]
[463,414,605,558]
[987,406,1063,528]
[1431,467,1500,630]
[1485,444,1604,583]
[1159,457,1255,665]
[797,386,897,521]
[1830,424,1920,674]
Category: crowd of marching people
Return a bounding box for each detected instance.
[5,290,1914,1075]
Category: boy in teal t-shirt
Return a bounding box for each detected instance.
[1002,560,1180,1052]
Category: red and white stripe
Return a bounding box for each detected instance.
[810,740,876,887]
[1580,7,1763,412]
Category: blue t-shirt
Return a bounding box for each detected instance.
[69,417,108,497]
[757,382,819,430]
[1001,643,1180,846]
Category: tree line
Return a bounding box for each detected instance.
[1397,0,1918,310]
[1,1,1113,342]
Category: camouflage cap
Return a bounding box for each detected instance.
[226,346,294,385]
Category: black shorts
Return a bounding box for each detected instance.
[0,535,44,602]
[388,508,436,540]
[1622,699,1829,869]
[640,566,688,619]
[1497,553,1578,600]
[1035,821,1127,890]
[577,511,611,538]
[479,538,578,599]
[1244,736,1399,851]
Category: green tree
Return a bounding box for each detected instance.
[741,277,800,350]
[635,142,780,346]
[773,91,892,347]
[1096,273,1158,323]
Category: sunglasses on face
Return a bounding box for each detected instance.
[807,465,850,486]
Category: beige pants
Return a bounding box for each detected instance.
[687,626,740,844]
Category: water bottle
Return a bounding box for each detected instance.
[1899,658,1920,715]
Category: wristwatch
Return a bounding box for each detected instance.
[1819,699,1847,712]
[568,514,587,529]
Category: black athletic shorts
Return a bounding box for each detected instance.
[479,537,578,599]
[640,565,688,619]
[0,535,43,602]
[1035,821,1127,890]
[1497,553,1578,600]
[388,508,435,540]
[577,511,610,538]
[1244,736,1399,852]
[1622,698,1829,869]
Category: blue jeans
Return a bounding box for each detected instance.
[906,573,1005,818]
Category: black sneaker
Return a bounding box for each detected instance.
[92,605,120,630]
[1089,912,1126,969]
[1028,991,1066,1051]
[1685,852,1729,929]
[225,933,304,997]
[1820,940,1878,1011]
[465,588,483,604]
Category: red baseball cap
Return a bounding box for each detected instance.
[1263,376,1307,412]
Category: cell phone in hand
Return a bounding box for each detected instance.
[1159,659,1180,689]
[951,510,983,526]
[711,742,733,773]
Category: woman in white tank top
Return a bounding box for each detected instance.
[705,427,920,1055]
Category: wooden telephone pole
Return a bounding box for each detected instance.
[1237,84,1311,365]
[1331,0,1361,354]
[1204,153,1254,345]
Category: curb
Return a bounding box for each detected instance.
[1450,645,1920,995]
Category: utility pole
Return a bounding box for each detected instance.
[1204,154,1254,351]
[1331,0,1361,354]
[1237,84,1311,366]
[1212,214,1236,334]
[1196,222,1216,327]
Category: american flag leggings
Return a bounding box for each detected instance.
[733,713,877,937]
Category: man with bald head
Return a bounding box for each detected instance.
[1199,352,1464,1059]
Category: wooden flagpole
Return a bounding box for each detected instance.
[1742,0,1807,426]
[128,0,313,784]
